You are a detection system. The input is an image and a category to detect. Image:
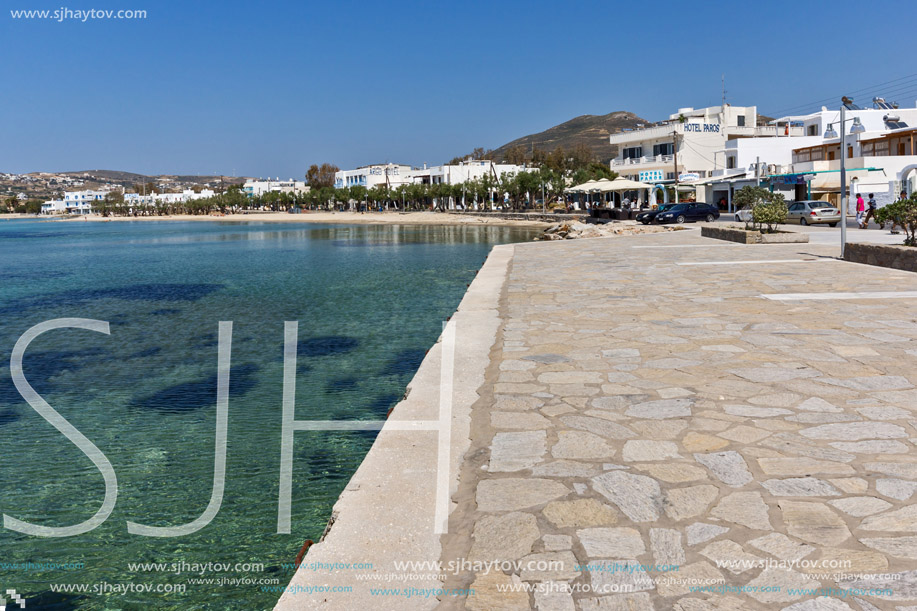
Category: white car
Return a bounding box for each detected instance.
[734,207,753,222]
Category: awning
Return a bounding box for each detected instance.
[767,167,885,192]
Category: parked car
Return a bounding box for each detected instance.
[636,204,675,224]
[786,200,840,226]
[655,203,720,224]
[734,207,753,223]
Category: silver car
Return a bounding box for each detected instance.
[734,207,753,223]
[787,200,841,226]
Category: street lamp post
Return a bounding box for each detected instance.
[823,101,865,258]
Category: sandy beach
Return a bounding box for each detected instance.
[48,210,556,228]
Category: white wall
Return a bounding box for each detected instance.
[725,136,824,173]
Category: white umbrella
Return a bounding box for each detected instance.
[566,179,600,192]
[591,178,618,192]
[605,176,653,191]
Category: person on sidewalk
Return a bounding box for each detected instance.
[862,193,879,228]
[855,194,865,228]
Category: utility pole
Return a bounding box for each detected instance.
[673,130,679,204]
[756,156,760,187]
[840,104,848,258]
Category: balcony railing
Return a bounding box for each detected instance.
[611,154,675,167]
[610,124,807,145]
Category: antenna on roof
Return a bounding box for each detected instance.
[722,74,726,106]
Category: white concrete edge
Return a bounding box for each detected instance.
[274,244,515,610]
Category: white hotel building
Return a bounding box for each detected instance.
[609,105,782,184]
[335,164,413,190]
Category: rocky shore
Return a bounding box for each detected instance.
[538,221,680,240]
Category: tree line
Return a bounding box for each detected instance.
[298,144,617,213]
[10,143,618,217]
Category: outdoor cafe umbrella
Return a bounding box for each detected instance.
[566,179,600,192]
[605,177,653,191]
[566,180,600,206]
[599,176,652,206]
[591,178,618,192]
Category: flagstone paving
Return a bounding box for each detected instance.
[441,228,917,610]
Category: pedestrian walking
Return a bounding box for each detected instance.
[862,193,879,228]
[855,194,865,228]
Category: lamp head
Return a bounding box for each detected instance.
[850,117,866,134]
[823,123,838,139]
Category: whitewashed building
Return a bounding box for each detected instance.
[334,164,413,190]
[64,189,109,206]
[40,200,68,215]
[152,189,216,204]
[243,179,309,198]
[334,161,530,190]
[42,189,109,214]
[706,97,917,209]
[405,160,531,186]
[609,105,787,183]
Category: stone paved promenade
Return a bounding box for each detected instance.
[441,227,917,611]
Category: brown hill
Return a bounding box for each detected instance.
[490,111,651,163]
[59,170,249,185]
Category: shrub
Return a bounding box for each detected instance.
[733,186,787,233]
[876,194,917,246]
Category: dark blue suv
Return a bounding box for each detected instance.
[655,203,720,224]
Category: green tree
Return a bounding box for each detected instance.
[504,145,527,165]
[546,146,568,173]
[350,185,368,210]
[369,185,388,209]
[568,143,595,170]
[133,181,159,195]
[734,186,787,233]
[305,163,340,189]
[516,170,543,209]
[876,194,917,246]
[530,146,548,167]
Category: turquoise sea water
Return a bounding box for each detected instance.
[0,218,535,610]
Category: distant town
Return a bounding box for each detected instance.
[3,95,915,216]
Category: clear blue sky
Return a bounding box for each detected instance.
[3,0,915,178]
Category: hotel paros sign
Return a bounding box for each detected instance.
[639,170,664,182]
[683,123,720,133]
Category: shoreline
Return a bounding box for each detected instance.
[47,211,553,228]
[275,243,515,610]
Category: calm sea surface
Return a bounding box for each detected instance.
[0,218,536,609]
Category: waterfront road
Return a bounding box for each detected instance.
[440,228,917,610]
